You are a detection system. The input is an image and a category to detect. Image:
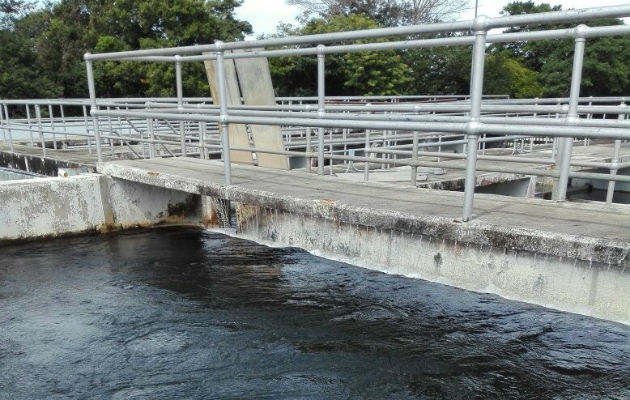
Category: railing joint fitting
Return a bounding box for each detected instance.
[574,24,589,40]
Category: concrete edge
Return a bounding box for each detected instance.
[0,149,96,177]
[97,162,630,266]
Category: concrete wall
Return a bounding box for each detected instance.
[231,203,630,324]
[475,177,535,198]
[0,176,106,240]
[0,175,204,242]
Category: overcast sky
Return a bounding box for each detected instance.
[235,0,629,37]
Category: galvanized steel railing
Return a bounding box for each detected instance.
[3,5,630,221]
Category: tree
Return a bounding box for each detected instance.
[0,0,33,29]
[0,1,61,99]
[484,51,543,98]
[496,1,630,97]
[2,0,252,99]
[269,14,411,96]
[288,0,469,26]
[402,39,471,95]
[0,29,62,99]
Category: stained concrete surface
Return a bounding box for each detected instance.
[97,157,630,266]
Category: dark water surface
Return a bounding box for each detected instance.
[0,228,628,399]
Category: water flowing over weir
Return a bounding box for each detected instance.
[0,227,628,399]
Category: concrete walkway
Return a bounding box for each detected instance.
[98,157,629,266]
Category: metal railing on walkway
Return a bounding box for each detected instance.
[2,5,629,221]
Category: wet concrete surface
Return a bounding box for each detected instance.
[0,227,628,399]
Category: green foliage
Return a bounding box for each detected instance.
[270,14,411,96]
[1,0,627,100]
[0,0,34,29]
[289,0,468,26]
[485,51,543,98]
[0,0,251,99]
[497,1,630,97]
[0,29,62,98]
[403,42,472,95]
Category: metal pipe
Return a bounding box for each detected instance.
[305,127,312,173]
[606,110,625,203]
[92,109,630,140]
[175,55,186,155]
[215,42,232,185]
[25,104,34,147]
[84,57,103,161]
[147,99,630,116]
[200,121,207,160]
[83,6,629,61]
[411,131,418,185]
[3,105,13,153]
[556,29,586,201]
[176,24,630,62]
[48,104,57,150]
[462,18,488,222]
[317,46,326,175]
[35,105,46,157]
[82,105,92,154]
[364,129,370,181]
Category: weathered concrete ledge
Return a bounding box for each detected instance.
[0,148,96,177]
[231,206,629,324]
[97,158,629,266]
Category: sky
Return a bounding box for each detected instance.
[235,0,629,37]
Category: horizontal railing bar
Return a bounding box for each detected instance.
[91,109,630,139]
[2,96,629,107]
[143,105,630,128]
[151,102,628,115]
[176,25,630,63]
[84,5,630,61]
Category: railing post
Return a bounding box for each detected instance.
[215,41,232,185]
[364,129,370,181]
[25,104,34,147]
[3,104,13,153]
[0,103,4,142]
[305,127,312,173]
[48,103,57,150]
[317,45,326,175]
[59,104,68,144]
[606,104,625,203]
[148,117,156,158]
[82,105,92,154]
[105,106,113,155]
[175,55,186,156]
[84,55,103,162]
[411,130,419,186]
[462,16,488,222]
[35,105,46,157]
[555,26,587,201]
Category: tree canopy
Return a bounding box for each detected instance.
[0,1,627,100]
[270,14,411,96]
[1,0,251,98]
[494,1,630,97]
[288,0,468,26]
